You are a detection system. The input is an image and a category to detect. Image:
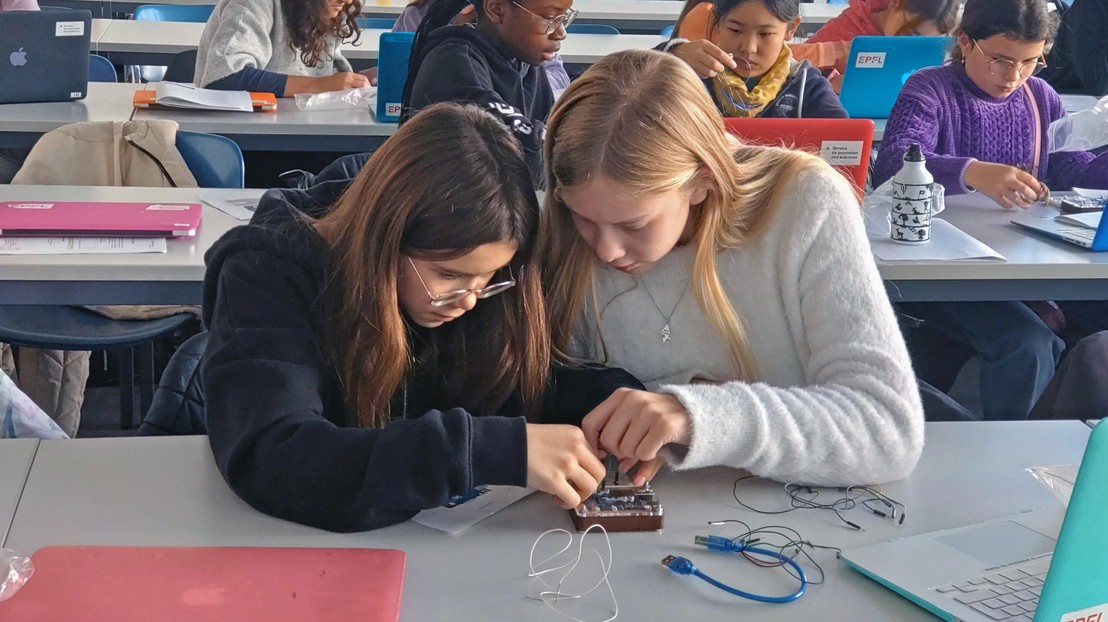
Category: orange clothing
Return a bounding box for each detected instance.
[675,2,715,42]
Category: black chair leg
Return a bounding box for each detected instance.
[138,342,156,424]
[119,347,135,430]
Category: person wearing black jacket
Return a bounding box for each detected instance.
[202,103,643,533]
[401,0,575,187]
[1041,0,1108,97]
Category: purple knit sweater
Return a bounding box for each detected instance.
[874,64,1108,193]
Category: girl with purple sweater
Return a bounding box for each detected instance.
[874,0,1108,421]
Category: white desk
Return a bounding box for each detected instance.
[0,186,242,305]
[0,83,138,150]
[0,440,38,548]
[93,20,666,66]
[878,193,1108,302]
[1,422,1090,620]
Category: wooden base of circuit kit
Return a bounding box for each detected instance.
[569,481,664,532]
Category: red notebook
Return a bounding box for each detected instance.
[0,546,406,622]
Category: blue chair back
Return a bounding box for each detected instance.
[176,131,245,189]
[88,54,117,83]
[567,24,620,34]
[660,24,674,37]
[356,17,397,29]
[133,4,214,22]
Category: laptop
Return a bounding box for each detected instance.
[0,546,406,622]
[0,200,203,237]
[1011,208,1108,251]
[376,31,415,123]
[0,10,92,104]
[841,420,1108,622]
[838,36,953,119]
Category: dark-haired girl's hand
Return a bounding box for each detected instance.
[582,388,690,486]
[964,161,1044,209]
[525,424,607,510]
[671,39,738,78]
[286,72,372,96]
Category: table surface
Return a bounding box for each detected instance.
[1,421,1091,621]
[0,440,39,549]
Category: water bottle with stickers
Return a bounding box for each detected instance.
[890,143,935,244]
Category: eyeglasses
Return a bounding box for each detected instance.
[406,256,517,307]
[972,40,1047,78]
[511,1,579,35]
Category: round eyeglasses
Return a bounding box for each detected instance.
[972,40,1047,78]
[511,1,579,35]
[407,256,517,307]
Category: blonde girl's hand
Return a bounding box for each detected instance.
[671,40,739,78]
[964,161,1044,210]
[581,388,691,485]
[525,424,608,509]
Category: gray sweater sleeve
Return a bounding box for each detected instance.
[195,0,278,87]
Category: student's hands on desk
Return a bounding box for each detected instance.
[285,72,371,96]
[582,388,691,486]
[526,423,608,509]
[964,161,1046,210]
[671,40,739,79]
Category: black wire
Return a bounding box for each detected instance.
[705,519,842,586]
[731,476,907,531]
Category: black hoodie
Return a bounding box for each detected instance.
[403,24,553,186]
[201,182,643,532]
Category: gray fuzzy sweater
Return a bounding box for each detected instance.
[195,0,352,87]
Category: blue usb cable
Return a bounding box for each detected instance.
[661,535,807,603]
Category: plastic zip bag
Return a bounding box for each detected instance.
[294,86,377,111]
[0,549,33,603]
[1049,95,1108,152]
[863,179,946,238]
[1,370,69,439]
[1027,464,1079,507]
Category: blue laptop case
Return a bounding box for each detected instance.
[376,32,415,123]
[839,36,952,119]
[0,10,92,104]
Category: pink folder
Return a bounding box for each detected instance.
[0,546,406,622]
[0,200,203,237]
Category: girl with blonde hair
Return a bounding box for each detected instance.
[541,49,924,487]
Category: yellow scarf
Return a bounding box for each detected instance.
[711,45,793,118]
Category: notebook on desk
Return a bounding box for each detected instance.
[0,200,202,237]
[0,546,406,622]
[838,36,952,119]
[0,10,92,104]
[841,420,1108,622]
[1012,208,1108,251]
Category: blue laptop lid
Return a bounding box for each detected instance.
[0,10,92,104]
[376,32,415,123]
[1033,421,1108,622]
[839,36,952,119]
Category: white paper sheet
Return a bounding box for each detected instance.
[1074,187,1108,200]
[1056,211,1102,229]
[197,189,266,221]
[155,82,253,112]
[870,219,1006,262]
[0,237,167,254]
[412,486,536,535]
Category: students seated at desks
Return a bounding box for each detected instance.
[664,0,847,118]
[1041,0,1108,97]
[202,103,641,532]
[402,0,572,185]
[194,0,373,97]
[393,0,570,89]
[800,0,959,79]
[540,49,924,486]
[873,0,1108,421]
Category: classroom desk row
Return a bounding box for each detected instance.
[2,185,1104,306]
[51,0,845,32]
[0,421,1092,620]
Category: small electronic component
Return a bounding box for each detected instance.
[1060,195,1107,214]
[570,470,664,532]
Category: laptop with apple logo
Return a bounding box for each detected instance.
[0,9,92,104]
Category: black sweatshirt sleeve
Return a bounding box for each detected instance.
[801,66,849,119]
[1068,0,1108,96]
[408,42,546,186]
[540,365,646,426]
[202,66,289,97]
[202,250,527,532]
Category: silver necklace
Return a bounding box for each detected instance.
[639,276,691,344]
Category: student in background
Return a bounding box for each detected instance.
[195,0,373,96]
[1041,0,1108,97]
[203,103,641,532]
[874,0,1108,421]
[672,0,713,40]
[666,0,847,118]
[393,0,570,90]
[541,50,924,487]
[801,0,960,78]
[402,0,573,185]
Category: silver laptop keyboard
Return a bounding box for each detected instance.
[932,557,1052,622]
[1058,227,1095,242]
